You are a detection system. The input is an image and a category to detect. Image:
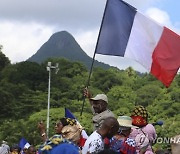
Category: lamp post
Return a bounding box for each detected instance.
[46,62,59,138]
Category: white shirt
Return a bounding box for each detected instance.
[82,131,104,154]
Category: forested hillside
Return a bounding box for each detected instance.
[0,50,179,150]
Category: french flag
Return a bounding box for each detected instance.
[96,0,180,87]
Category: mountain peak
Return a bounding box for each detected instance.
[49,31,74,43]
[48,31,79,49]
[27,31,110,69]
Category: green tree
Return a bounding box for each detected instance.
[91,67,123,93]
[107,85,136,113]
[0,45,10,73]
[1,61,47,90]
[135,84,162,106]
[0,88,14,120]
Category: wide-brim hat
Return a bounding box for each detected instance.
[90,94,108,103]
[117,116,138,129]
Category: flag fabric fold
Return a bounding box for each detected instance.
[96,0,180,87]
[65,108,76,119]
[64,108,88,147]
[18,137,30,151]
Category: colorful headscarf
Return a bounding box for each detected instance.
[60,117,77,127]
[131,105,148,127]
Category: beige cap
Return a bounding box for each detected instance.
[90,94,108,103]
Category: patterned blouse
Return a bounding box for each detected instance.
[109,136,136,154]
[82,131,104,154]
[39,134,80,154]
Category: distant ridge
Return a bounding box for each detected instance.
[27,31,110,69]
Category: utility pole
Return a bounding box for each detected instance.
[46,62,59,138]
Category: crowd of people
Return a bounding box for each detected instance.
[0,89,179,154]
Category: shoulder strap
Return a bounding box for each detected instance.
[140,128,153,151]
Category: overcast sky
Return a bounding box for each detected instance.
[0,0,179,72]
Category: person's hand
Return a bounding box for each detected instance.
[38,121,47,141]
[83,87,92,99]
[38,121,46,133]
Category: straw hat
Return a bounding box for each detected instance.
[117,116,138,129]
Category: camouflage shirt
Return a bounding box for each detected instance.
[92,109,115,130]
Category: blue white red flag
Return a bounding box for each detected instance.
[96,0,180,87]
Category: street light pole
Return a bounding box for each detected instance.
[46,62,59,139]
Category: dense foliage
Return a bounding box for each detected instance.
[0,49,179,151]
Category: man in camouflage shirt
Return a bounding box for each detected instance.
[84,88,115,130]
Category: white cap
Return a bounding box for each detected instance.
[90,94,108,103]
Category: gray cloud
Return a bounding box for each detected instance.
[0,0,106,31]
[0,0,159,30]
[0,0,177,73]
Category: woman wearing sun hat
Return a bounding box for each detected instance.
[109,116,137,154]
[130,105,157,154]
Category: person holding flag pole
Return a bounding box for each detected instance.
[80,0,180,116]
[83,88,115,131]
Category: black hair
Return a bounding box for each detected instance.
[10,144,21,152]
[60,117,69,126]
[98,149,117,154]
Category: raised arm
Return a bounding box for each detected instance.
[83,87,95,114]
[37,121,47,142]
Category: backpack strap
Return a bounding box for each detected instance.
[140,128,153,151]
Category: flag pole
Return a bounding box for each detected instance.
[80,0,109,116]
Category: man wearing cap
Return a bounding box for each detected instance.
[84,88,115,130]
